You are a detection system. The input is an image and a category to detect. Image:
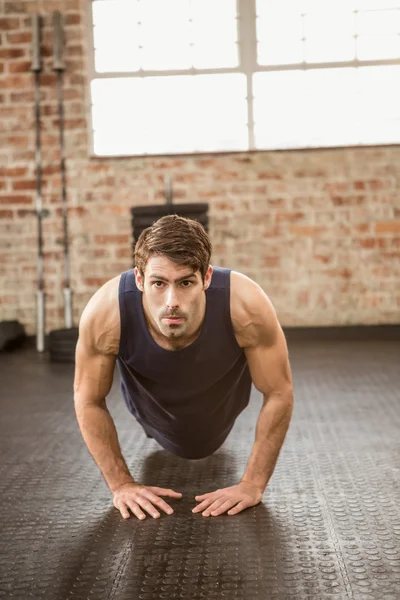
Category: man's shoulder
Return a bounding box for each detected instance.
[229,270,279,348]
[79,274,121,356]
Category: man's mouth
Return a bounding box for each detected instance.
[163,316,184,323]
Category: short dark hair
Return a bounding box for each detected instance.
[134,214,212,281]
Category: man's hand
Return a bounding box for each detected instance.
[192,481,264,517]
[113,482,183,520]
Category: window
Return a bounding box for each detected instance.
[88,0,400,156]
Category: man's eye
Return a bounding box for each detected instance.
[154,281,164,287]
[181,281,192,287]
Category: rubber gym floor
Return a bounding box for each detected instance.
[0,327,399,600]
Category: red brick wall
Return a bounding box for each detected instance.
[1,0,399,334]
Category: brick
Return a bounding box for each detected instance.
[116,248,132,259]
[290,225,327,236]
[375,221,400,234]
[2,75,30,89]
[4,2,26,13]
[6,32,31,44]
[0,167,28,177]
[55,207,87,218]
[262,256,280,268]
[66,0,81,9]
[83,278,108,287]
[65,13,81,25]
[275,212,306,222]
[0,210,13,219]
[313,255,331,264]
[16,209,35,218]
[5,136,30,147]
[41,165,60,175]
[294,169,326,178]
[40,74,57,86]
[10,91,34,102]
[0,17,20,29]
[354,224,370,234]
[323,182,351,194]
[12,180,36,191]
[353,180,366,190]
[42,1,64,11]
[94,234,130,245]
[331,195,367,206]
[367,179,392,191]
[8,60,31,73]
[0,195,32,205]
[0,48,25,59]
[257,171,283,180]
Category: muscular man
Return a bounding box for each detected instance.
[74,215,293,521]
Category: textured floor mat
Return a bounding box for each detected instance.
[0,335,399,599]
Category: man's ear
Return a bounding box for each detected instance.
[134,267,144,292]
[204,265,213,290]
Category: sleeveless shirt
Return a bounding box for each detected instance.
[116,266,252,459]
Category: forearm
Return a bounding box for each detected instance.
[241,389,293,491]
[75,403,135,493]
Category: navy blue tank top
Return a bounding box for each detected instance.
[116,266,252,459]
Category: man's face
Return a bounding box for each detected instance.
[135,255,213,340]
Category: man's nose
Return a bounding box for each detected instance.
[166,287,179,309]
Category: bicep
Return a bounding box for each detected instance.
[74,340,116,408]
[242,286,293,397]
[73,281,121,408]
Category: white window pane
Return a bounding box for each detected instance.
[91,74,247,156]
[304,10,355,36]
[92,0,141,72]
[257,0,400,16]
[357,9,400,34]
[304,69,358,146]
[302,0,358,10]
[304,11,355,62]
[256,0,305,17]
[139,0,191,70]
[190,74,248,151]
[355,0,400,9]
[257,11,303,65]
[191,0,237,22]
[91,78,147,154]
[253,66,400,150]
[356,66,400,120]
[139,0,190,22]
[258,39,303,65]
[191,0,238,68]
[305,36,355,63]
[357,119,400,144]
[141,43,192,70]
[253,71,308,148]
[357,34,400,59]
[192,43,238,69]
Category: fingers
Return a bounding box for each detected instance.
[227,501,247,515]
[117,502,131,519]
[192,496,217,513]
[148,487,183,498]
[205,499,237,517]
[144,489,180,515]
[195,492,211,501]
[136,496,162,519]
[114,487,181,521]
[202,497,232,517]
[126,501,147,520]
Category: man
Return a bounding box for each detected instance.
[74,215,293,521]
